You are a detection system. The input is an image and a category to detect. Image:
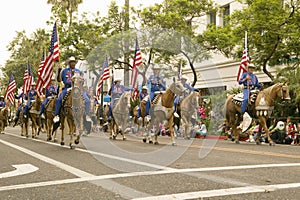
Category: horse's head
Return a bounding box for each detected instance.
[169,77,186,96]
[72,73,84,97]
[276,82,291,102]
[121,91,132,110]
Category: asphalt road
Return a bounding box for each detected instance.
[0,126,299,200]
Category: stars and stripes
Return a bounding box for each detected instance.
[237,48,249,81]
[36,54,45,97]
[4,74,17,105]
[96,56,110,98]
[39,22,59,90]
[130,38,142,99]
[23,62,34,94]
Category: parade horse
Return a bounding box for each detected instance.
[109,91,131,140]
[0,107,9,133]
[28,96,44,138]
[225,82,290,145]
[45,96,57,142]
[180,91,201,139]
[57,73,85,148]
[132,95,151,132]
[18,104,29,137]
[144,79,186,146]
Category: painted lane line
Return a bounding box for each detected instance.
[0,139,94,178]
[3,132,173,170]
[0,162,300,192]
[132,182,300,200]
[0,164,39,179]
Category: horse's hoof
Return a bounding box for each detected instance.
[47,137,51,141]
[256,142,261,145]
[70,144,75,149]
[75,139,79,144]
[235,140,240,144]
[113,135,116,140]
[172,143,176,146]
[26,135,29,138]
[154,141,159,145]
[61,142,65,146]
[109,136,112,140]
[149,141,153,144]
[184,137,190,140]
[269,142,274,146]
[143,138,147,143]
[53,138,58,143]
[123,137,126,141]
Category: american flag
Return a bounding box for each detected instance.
[130,38,142,99]
[237,48,250,81]
[96,56,110,98]
[178,61,182,80]
[36,54,45,97]
[23,62,34,94]
[40,22,59,89]
[4,74,17,105]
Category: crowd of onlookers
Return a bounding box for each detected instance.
[225,117,300,145]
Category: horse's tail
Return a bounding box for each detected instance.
[224,94,234,126]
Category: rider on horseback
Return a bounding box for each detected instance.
[173,75,197,117]
[53,56,91,123]
[40,77,59,119]
[148,64,166,101]
[0,96,6,109]
[107,78,132,121]
[137,85,150,120]
[24,83,37,118]
[13,89,26,126]
[238,63,261,116]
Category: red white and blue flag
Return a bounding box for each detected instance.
[96,56,110,98]
[130,37,142,99]
[36,54,45,97]
[23,62,34,94]
[40,22,59,90]
[237,31,250,81]
[4,74,17,105]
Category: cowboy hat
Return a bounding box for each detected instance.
[114,78,122,82]
[0,95,4,98]
[67,56,77,65]
[248,63,256,68]
[181,75,188,80]
[142,86,148,90]
[152,64,161,70]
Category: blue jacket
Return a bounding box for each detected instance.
[148,74,166,92]
[238,72,261,88]
[27,89,37,101]
[61,68,81,88]
[0,101,6,107]
[46,85,58,97]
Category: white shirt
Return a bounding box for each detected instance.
[199,124,207,134]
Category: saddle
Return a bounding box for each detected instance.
[232,89,259,106]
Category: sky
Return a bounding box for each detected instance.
[0,0,163,66]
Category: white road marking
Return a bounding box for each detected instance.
[3,132,173,170]
[0,139,94,178]
[0,164,38,179]
[132,182,300,200]
[0,162,299,192]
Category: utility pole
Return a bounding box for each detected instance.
[124,0,130,86]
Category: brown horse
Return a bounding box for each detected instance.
[109,91,131,140]
[225,83,290,145]
[0,107,9,133]
[18,104,29,137]
[59,73,85,148]
[180,91,201,139]
[144,80,186,145]
[45,96,57,142]
[29,96,44,138]
[132,95,151,131]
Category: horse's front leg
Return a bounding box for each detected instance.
[259,117,273,146]
[169,117,176,146]
[60,118,65,146]
[233,126,240,144]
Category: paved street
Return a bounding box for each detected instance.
[0,126,300,200]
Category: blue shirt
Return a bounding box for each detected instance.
[111,83,132,100]
[0,101,6,107]
[61,68,81,88]
[148,74,166,92]
[46,85,58,97]
[238,72,261,88]
[103,94,111,103]
[182,82,196,91]
[139,92,148,100]
[28,89,37,101]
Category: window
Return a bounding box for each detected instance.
[209,11,216,25]
[222,4,230,26]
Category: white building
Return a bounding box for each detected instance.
[183,0,278,98]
